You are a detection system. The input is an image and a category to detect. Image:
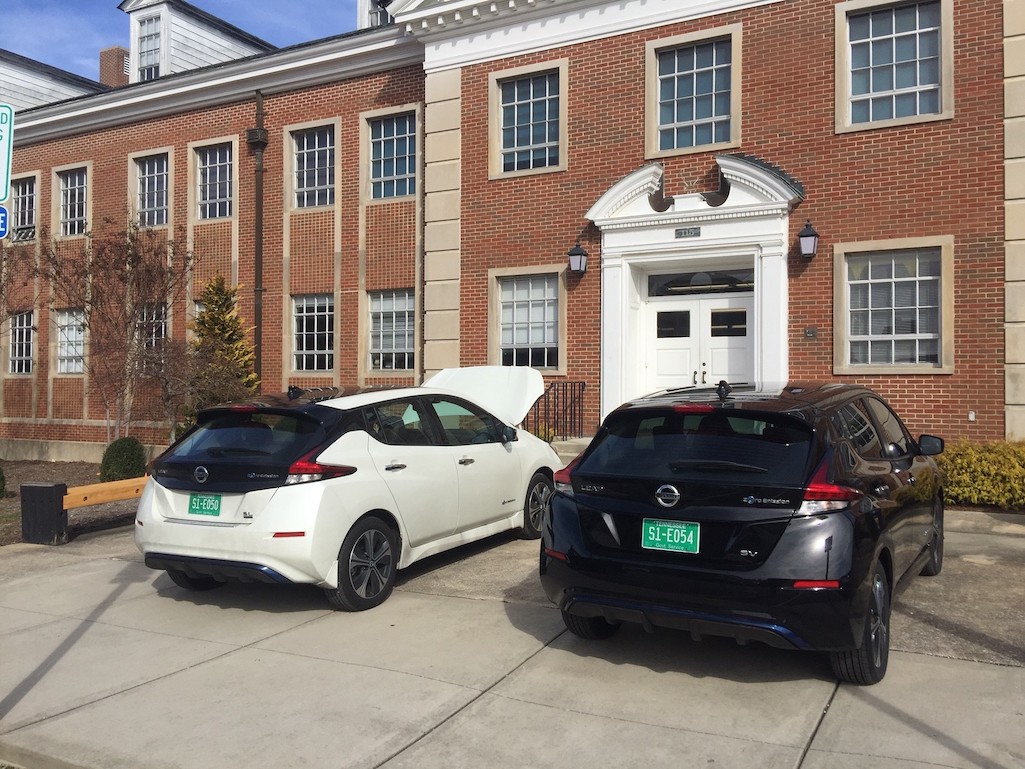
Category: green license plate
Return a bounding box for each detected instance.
[188,493,222,517]
[642,519,700,553]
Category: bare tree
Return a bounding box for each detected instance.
[35,218,195,441]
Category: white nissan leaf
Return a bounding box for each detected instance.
[135,366,562,610]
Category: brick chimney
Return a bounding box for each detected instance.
[99,46,130,88]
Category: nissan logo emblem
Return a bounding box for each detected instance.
[194,466,210,484]
[655,484,680,508]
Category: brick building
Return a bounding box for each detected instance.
[1,0,1022,460]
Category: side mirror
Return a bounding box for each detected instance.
[502,425,518,444]
[917,434,944,456]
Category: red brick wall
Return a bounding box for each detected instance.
[458,0,1004,441]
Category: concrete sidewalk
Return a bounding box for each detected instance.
[1,510,1023,769]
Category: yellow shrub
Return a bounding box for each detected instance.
[937,441,1025,511]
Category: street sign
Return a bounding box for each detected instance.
[0,205,7,239]
[0,103,13,202]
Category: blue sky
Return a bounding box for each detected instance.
[5,0,360,81]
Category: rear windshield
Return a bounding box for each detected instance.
[578,409,813,486]
[163,411,329,463]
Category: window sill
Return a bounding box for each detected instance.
[834,363,953,376]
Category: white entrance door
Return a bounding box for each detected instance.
[646,295,754,393]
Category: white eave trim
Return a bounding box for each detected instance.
[14,28,422,146]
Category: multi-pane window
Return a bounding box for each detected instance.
[370,114,416,198]
[656,38,732,151]
[59,167,88,236]
[293,295,334,371]
[369,289,414,371]
[57,309,85,375]
[848,1,942,124]
[847,248,940,366]
[9,311,33,374]
[499,72,559,172]
[500,275,558,368]
[11,177,36,242]
[138,16,160,81]
[136,304,167,350]
[137,153,168,227]
[294,127,335,207]
[197,144,232,219]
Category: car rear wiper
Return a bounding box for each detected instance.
[205,447,272,457]
[669,459,768,473]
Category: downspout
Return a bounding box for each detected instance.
[245,92,269,384]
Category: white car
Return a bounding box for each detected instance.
[135,367,562,610]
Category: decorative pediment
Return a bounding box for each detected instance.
[585,154,805,227]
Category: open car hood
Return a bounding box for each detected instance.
[425,366,545,426]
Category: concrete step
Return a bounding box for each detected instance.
[550,436,591,466]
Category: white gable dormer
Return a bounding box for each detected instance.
[119,0,275,84]
[357,0,397,30]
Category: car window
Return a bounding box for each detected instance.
[831,401,884,459]
[578,409,813,485]
[165,411,325,461]
[863,397,912,458]
[427,397,502,445]
[369,399,434,446]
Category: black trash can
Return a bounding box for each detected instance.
[21,482,69,545]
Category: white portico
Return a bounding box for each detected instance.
[587,155,805,418]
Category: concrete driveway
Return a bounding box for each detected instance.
[0,510,1023,769]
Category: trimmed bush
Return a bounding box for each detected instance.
[100,437,148,482]
[937,440,1025,511]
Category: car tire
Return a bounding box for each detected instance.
[166,568,221,591]
[519,472,552,540]
[920,498,944,577]
[324,515,397,611]
[829,564,890,685]
[561,609,621,640]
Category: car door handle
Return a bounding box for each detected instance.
[458,457,475,466]
[385,463,406,471]
[874,484,889,497]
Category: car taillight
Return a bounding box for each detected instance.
[285,451,357,485]
[798,458,862,514]
[554,455,582,497]
[672,404,715,414]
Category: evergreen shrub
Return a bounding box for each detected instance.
[100,437,148,482]
[937,440,1025,511]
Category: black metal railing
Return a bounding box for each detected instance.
[524,381,586,441]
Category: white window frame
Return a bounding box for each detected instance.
[136,303,168,350]
[56,308,85,375]
[138,15,161,82]
[645,24,742,159]
[9,311,34,375]
[369,289,415,371]
[489,60,568,179]
[136,152,169,227]
[196,143,233,220]
[489,267,567,374]
[58,166,88,237]
[369,113,417,199]
[835,0,954,133]
[293,125,335,208]
[833,235,954,375]
[293,294,335,372]
[11,176,37,242]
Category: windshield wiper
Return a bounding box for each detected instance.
[669,459,768,473]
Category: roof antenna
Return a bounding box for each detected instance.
[715,380,732,404]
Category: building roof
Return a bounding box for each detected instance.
[117,0,277,52]
[0,48,109,94]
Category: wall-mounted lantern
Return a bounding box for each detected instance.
[798,220,819,259]
[568,239,589,273]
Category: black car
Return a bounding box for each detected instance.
[539,381,944,684]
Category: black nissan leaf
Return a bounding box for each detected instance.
[539,382,944,684]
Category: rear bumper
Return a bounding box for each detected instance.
[540,554,859,651]
[144,552,292,584]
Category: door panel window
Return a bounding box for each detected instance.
[710,309,747,337]
[657,311,690,338]
[864,397,912,457]
[831,401,883,459]
[428,397,502,445]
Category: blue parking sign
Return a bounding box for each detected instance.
[0,205,8,240]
